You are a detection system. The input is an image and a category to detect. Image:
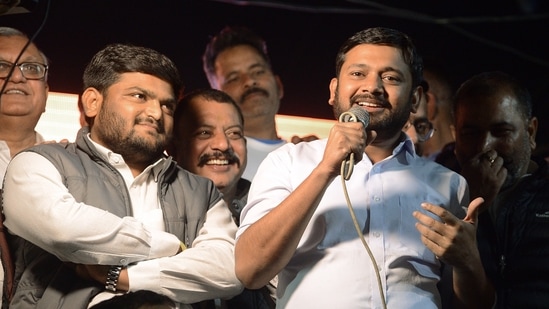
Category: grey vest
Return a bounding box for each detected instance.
[6,127,222,309]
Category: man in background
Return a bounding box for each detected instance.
[171,88,249,225]
[203,26,315,182]
[422,68,455,160]
[170,88,275,308]
[403,79,434,156]
[0,26,49,304]
[453,71,548,308]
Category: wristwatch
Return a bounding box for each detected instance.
[105,265,123,292]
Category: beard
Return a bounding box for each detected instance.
[501,134,532,190]
[94,102,169,166]
[332,87,412,141]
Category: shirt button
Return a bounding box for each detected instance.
[232,202,240,211]
[373,232,380,238]
[120,258,127,265]
[374,196,381,202]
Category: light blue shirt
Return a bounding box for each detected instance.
[242,136,286,182]
[238,136,468,308]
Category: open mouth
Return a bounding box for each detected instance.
[205,158,230,165]
[357,102,383,108]
[3,88,27,95]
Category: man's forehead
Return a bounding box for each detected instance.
[0,37,42,60]
[343,44,411,76]
[217,46,269,70]
[457,95,523,124]
[195,99,240,117]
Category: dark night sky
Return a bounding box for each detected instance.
[2,0,549,145]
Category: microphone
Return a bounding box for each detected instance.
[338,105,370,180]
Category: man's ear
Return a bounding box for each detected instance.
[328,78,338,106]
[410,85,423,114]
[275,75,284,100]
[81,88,102,118]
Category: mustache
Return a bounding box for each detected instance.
[135,116,165,134]
[240,87,269,103]
[198,150,241,167]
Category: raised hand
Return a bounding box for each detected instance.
[319,122,375,177]
[413,197,484,268]
[460,150,506,212]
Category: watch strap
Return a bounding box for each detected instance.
[105,265,123,292]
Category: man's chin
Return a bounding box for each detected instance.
[207,176,234,190]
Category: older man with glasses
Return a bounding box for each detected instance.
[0,26,50,305]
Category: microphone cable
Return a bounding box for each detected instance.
[0,0,52,101]
[340,161,387,309]
[341,152,354,180]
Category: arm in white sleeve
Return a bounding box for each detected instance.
[127,199,243,303]
[3,152,180,265]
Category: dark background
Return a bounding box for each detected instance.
[2,0,548,147]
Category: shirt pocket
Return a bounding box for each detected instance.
[396,194,442,279]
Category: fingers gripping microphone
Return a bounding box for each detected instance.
[339,106,370,180]
[339,105,370,128]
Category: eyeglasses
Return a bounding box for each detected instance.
[0,60,48,80]
[404,117,435,142]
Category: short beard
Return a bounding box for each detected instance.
[95,103,168,166]
[110,130,167,165]
[332,87,411,141]
[501,135,532,190]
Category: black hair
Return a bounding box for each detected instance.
[202,26,270,86]
[453,71,532,120]
[83,43,182,98]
